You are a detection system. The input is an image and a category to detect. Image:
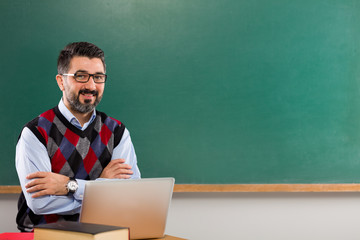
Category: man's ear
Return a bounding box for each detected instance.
[56,74,64,91]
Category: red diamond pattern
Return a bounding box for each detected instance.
[40,109,56,122]
[64,129,80,147]
[99,124,112,146]
[83,147,98,174]
[51,149,67,173]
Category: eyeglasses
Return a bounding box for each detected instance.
[62,72,107,83]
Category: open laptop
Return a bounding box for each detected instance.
[79,178,175,239]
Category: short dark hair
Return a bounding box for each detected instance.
[57,42,106,74]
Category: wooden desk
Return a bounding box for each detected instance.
[142,235,187,240]
[0,233,187,240]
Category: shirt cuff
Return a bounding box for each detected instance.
[73,179,86,200]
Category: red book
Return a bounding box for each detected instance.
[0,232,34,240]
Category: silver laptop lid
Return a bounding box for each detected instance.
[80,178,175,239]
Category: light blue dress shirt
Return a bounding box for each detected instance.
[16,99,140,215]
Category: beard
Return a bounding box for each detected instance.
[66,89,102,114]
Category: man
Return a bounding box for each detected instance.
[16,42,140,232]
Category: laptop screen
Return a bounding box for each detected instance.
[80,178,175,239]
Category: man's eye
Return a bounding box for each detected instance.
[95,75,105,80]
[76,74,87,80]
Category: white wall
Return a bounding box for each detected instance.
[2,192,360,240]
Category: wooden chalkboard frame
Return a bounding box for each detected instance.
[2,184,360,193]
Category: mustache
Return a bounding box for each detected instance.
[79,89,98,96]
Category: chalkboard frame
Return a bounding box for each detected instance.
[2,184,360,193]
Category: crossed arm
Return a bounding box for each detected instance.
[16,127,140,215]
[25,159,134,198]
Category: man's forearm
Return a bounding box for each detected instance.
[16,127,83,214]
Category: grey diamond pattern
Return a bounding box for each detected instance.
[53,116,67,135]
[76,137,91,159]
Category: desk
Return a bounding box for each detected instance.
[143,235,186,240]
[0,233,187,240]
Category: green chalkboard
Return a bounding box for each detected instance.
[1,0,360,185]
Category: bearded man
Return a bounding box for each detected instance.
[15,42,140,232]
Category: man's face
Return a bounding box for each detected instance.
[59,56,105,114]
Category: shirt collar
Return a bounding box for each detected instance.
[58,99,97,130]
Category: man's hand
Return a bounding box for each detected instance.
[100,159,133,179]
[25,172,70,198]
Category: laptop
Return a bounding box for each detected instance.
[79,178,175,239]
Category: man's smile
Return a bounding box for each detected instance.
[79,89,98,102]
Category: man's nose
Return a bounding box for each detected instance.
[83,76,97,89]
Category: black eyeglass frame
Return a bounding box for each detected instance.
[62,73,107,83]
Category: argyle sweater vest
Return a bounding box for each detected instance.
[16,106,125,232]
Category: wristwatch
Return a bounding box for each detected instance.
[66,178,78,194]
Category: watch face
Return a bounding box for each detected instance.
[68,180,78,191]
